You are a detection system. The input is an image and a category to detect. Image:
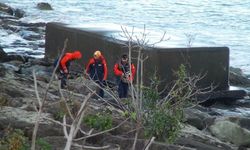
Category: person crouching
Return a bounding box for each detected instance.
[57,50,82,89]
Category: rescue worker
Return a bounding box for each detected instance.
[113,54,136,98]
[86,50,108,98]
[57,50,82,89]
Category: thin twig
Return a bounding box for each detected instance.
[31,39,68,150]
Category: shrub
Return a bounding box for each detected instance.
[36,138,52,150]
[0,129,29,150]
[83,113,113,131]
[142,64,196,143]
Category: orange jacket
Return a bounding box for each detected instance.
[60,51,81,72]
[86,55,108,80]
[113,62,136,81]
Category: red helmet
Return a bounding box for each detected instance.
[73,50,82,59]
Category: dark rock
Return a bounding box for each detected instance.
[14,8,25,18]
[0,3,24,18]
[229,67,250,86]
[0,2,14,15]
[199,90,247,107]
[37,2,53,10]
[0,47,7,62]
[0,63,19,77]
[3,54,26,62]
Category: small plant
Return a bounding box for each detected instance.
[0,128,29,150]
[83,113,113,131]
[54,110,65,121]
[0,95,8,108]
[36,138,52,150]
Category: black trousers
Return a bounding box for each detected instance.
[96,80,104,98]
[59,71,68,89]
[118,80,129,98]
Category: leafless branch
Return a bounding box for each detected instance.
[144,136,156,150]
[31,39,69,150]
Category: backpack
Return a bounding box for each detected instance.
[53,57,61,73]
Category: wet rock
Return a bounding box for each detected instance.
[19,30,42,41]
[199,90,247,107]
[14,8,25,18]
[0,47,7,62]
[209,117,250,146]
[0,3,24,18]
[0,3,14,15]
[229,67,250,86]
[37,2,53,10]
[3,54,26,62]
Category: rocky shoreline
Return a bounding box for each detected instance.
[1,2,250,150]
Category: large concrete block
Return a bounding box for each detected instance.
[45,22,229,91]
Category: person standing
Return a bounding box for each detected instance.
[56,50,82,89]
[86,50,108,98]
[113,54,136,98]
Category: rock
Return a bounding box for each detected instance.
[13,8,25,18]
[184,107,215,130]
[0,63,19,77]
[176,125,235,150]
[0,2,14,15]
[0,107,63,137]
[19,64,53,82]
[209,118,250,146]
[0,3,24,18]
[229,67,250,86]
[199,90,247,107]
[37,2,53,10]
[102,134,194,150]
[19,30,41,41]
[0,47,7,62]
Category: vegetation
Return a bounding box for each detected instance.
[0,129,29,150]
[36,138,52,150]
[83,113,113,131]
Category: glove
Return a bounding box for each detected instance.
[64,69,68,74]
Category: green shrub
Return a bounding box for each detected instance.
[83,113,112,131]
[142,64,193,143]
[0,129,29,150]
[36,138,52,150]
[54,110,65,121]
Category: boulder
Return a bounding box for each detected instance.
[0,3,24,18]
[13,8,25,18]
[184,107,215,130]
[102,134,194,150]
[176,125,235,150]
[37,2,53,10]
[0,107,63,137]
[0,3,14,15]
[209,118,250,146]
[229,67,250,86]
